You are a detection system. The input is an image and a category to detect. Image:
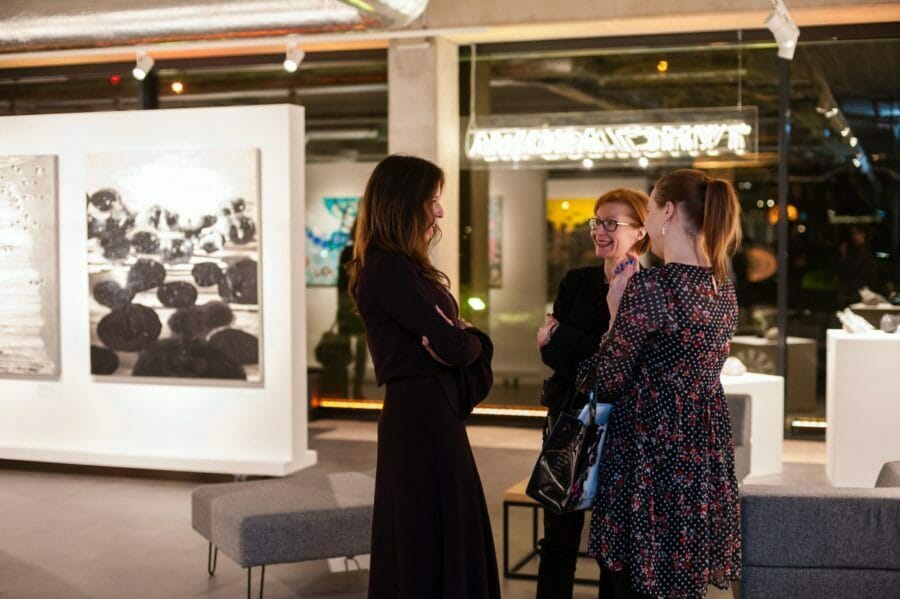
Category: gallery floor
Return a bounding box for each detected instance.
[0,419,828,599]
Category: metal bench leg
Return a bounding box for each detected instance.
[247,565,265,599]
[207,543,218,576]
[503,501,510,576]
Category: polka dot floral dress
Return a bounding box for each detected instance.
[578,263,741,598]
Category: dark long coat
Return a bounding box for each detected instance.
[354,248,501,599]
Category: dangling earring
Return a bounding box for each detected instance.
[661,223,668,236]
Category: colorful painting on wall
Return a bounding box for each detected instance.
[546,197,598,299]
[0,155,59,377]
[305,196,359,287]
[85,149,262,382]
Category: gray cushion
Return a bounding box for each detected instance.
[726,393,751,446]
[876,461,900,488]
[741,485,900,571]
[192,471,374,568]
[742,566,900,599]
[733,445,751,483]
[726,394,751,481]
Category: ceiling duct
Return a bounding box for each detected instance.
[0,0,428,53]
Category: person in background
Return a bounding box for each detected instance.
[535,188,649,599]
[348,155,500,599]
[337,222,368,398]
[837,224,876,306]
[581,169,743,598]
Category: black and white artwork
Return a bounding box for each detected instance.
[0,155,59,376]
[86,149,262,383]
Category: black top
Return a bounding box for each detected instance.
[540,266,611,412]
[354,248,482,386]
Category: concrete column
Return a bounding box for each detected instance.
[459,52,492,328]
[388,37,460,297]
[488,168,549,381]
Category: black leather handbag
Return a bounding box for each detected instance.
[526,390,610,514]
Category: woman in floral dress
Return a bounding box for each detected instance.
[580,169,743,598]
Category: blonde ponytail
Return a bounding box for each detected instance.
[702,179,742,283]
[653,169,743,283]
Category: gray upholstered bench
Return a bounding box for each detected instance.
[741,462,900,598]
[191,470,375,598]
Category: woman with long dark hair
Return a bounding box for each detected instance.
[347,155,500,599]
[581,169,743,598]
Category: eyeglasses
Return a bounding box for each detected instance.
[588,217,640,233]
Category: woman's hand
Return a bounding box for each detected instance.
[422,335,451,366]
[435,304,470,329]
[422,304,461,365]
[537,313,559,348]
[608,253,639,328]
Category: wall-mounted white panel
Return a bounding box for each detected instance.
[0,105,315,476]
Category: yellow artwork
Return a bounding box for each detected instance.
[546,198,596,232]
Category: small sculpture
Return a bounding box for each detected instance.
[722,356,748,376]
[836,308,875,333]
[859,286,888,306]
[881,314,900,334]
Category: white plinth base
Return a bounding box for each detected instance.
[826,329,900,487]
[722,373,785,478]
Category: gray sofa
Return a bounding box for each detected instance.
[740,461,900,599]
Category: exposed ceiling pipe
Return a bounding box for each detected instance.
[0,0,429,53]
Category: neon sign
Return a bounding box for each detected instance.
[463,107,758,166]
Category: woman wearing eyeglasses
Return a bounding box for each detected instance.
[535,188,649,599]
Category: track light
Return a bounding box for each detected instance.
[283,42,305,73]
[765,0,800,60]
[132,51,154,81]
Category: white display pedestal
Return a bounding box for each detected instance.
[0,106,316,476]
[826,329,900,487]
[722,373,784,478]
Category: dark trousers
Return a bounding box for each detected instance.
[536,508,585,599]
[598,563,656,599]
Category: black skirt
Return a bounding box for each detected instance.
[367,376,501,599]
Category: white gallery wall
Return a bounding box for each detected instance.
[0,105,316,476]
[487,168,549,382]
[305,161,376,369]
